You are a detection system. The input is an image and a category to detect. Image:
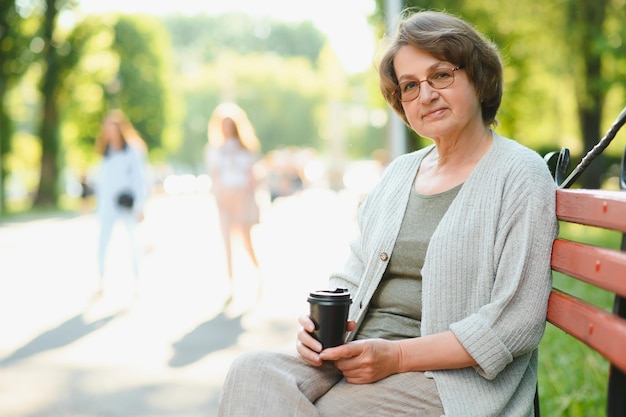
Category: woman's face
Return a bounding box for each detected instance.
[394,45,483,141]
[221,117,237,138]
[103,118,124,149]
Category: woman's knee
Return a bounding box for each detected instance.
[226,351,285,381]
[230,351,272,369]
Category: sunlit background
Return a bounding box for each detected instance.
[77,0,377,74]
[1,0,625,415]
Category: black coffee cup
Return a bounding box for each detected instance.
[307,288,352,349]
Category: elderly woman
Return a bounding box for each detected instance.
[217,10,557,417]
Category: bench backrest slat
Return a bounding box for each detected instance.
[551,239,626,298]
[547,289,626,374]
[556,189,626,232]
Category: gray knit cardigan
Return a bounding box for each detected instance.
[329,132,558,417]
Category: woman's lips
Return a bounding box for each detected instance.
[423,107,447,119]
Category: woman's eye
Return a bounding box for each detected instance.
[402,81,418,92]
[430,71,451,80]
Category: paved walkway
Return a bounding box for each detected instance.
[0,189,360,417]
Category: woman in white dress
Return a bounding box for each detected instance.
[207,103,261,295]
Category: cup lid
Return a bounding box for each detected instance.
[308,288,351,302]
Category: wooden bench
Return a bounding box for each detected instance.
[535,187,626,416]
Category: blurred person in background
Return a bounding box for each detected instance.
[206,103,261,300]
[94,109,148,298]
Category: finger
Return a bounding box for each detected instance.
[334,355,363,373]
[338,365,359,379]
[346,321,357,332]
[296,340,323,367]
[297,328,322,353]
[319,343,358,361]
[298,314,316,333]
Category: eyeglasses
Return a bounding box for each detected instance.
[395,66,463,102]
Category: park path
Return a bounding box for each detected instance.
[0,188,359,417]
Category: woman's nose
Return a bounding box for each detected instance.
[418,82,438,103]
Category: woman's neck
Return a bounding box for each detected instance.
[414,128,493,195]
[431,127,492,167]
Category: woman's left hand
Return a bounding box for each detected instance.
[319,338,402,384]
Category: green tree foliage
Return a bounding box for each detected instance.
[561,0,626,187]
[53,12,180,200]
[7,1,624,212]
[3,9,338,210]
[162,14,338,172]
[8,6,180,208]
[111,15,181,156]
[171,52,328,172]
[0,0,36,211]
[58,13,180,173]
[60,15,117,170]
[165,13,325,65]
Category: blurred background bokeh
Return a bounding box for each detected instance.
[1,0,625,215]
[1,0,625,416]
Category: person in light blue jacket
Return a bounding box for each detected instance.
[94,109,148,297]
[217,10,558,417]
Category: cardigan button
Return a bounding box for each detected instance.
[379,252,388,261]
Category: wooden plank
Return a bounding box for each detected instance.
[557,189,626,233]
[552,239,626,298]
[547,290,626,374]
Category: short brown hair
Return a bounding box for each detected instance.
[378,10,503,127]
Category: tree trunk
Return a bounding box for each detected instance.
[578,98,604,189]
[0,106,10,213]
[33,0,61,207]
[570,0,607,189]
[34,93,60,207]
[0,0,15,213]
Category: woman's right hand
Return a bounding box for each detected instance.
[296,315,357,367]
[297,315,324,366]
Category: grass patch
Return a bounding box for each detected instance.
[0,195,90,222]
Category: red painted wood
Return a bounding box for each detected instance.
[556,189,626,233]
[541,181,626,416]
[551,239,626,298]
[547,290,626,374]
[548,188,626,389]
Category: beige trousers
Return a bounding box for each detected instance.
[217,351,444,417]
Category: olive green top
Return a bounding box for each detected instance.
[356,183,462,340]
